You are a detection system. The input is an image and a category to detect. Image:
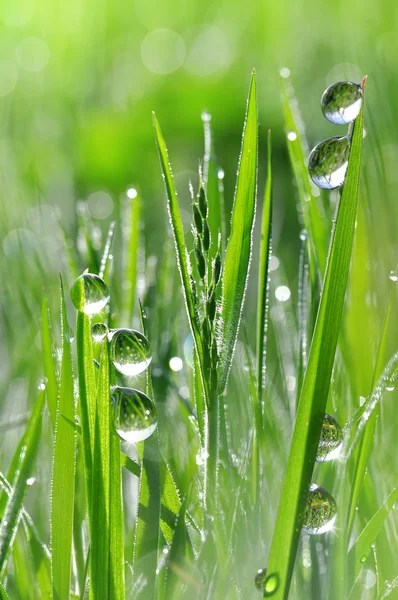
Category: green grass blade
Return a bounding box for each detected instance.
[0,389,45,574]
[202,112,223,258]
[349,484,398,583]
[133,300,161,600]
[109,400,125,597]
[0,583,10,599]
[218,71,258,393]
[123,191,141,325]
[120,452,140,478]
[99,220,116,282]
[264,78,366,599]
[281,73,328,278]
[346,271,396,535]
[256,129,272,418]
[51,277,77,600]
[41,295,58,430]
[152,113,208,402]
[90,337,111,600]
[76,311,97,509]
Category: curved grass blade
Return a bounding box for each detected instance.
[218,71,258,393]
[256,129,272,420]
[264,78,366,599]
[348,484,398,585]
[0,389,45,574]
[51,277,76,600]
[346,268,397,535]
[152,114,208,403]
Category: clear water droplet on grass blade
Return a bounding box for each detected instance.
[303,484,337,535]
[254,568,267,591]
[92,322,108,342]
[110,328,152,376]
[111,386,157,444]
[389,270,398,282]
[321,81,362,125]
[70,273,110,315]
[308,136,350,190]
[264,573,279,596]
[316,414,343,462]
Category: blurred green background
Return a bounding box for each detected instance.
[1,2,398,595]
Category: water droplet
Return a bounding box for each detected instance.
[66,326,74,343]
[386,382,395,392]
[302,484,337,535]
[299,229,307,241]
[110,328,152,377]
[92,322,108,342]
[70,273,110,315]
[287,131,297,141]
[264,573,279,596]
[308,136,350,190]
[316,414,343,462]
[169,356,183,372]
[111,386,157,443]
[254,568,267,591]
[321,81,362,125]
[360,554,367,563]
[389,270,398,282]
[37,376,47,391]
[275,285,291,302]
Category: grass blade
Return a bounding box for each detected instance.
[51,277,76,600]
[123,191,141,325]
[202,112,224,258]
[218,71,258,393]
[152,113,208,401]
[256,129,272,420]
[90,337,112,600]
[41,295,58,430]
[0,389,45,574]
[281,72,328,279]
[264,78,366,599]
[133,300,161,600]
[349,484,398,583]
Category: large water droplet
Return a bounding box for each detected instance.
[254,568,267,591]
[92,322,108,342]
[110,328,152,377]
[316,414,343,462]
[70,273,109,315]
[321,81,362,125]
[111,386,157,443]
[308,136,350,190]
[302,484,337,535]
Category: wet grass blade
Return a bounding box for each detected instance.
[256,129,272,422]
[218,71,258,393]
[51,277,76,600]
[0,583,10,599]
[281,73,328,278]
[76,311,97,510]
[99,220,116,282]
[123,191,141,324]
[152,113,208,401]
[264,79,366,599]
[133,300,161,600]
[0,389,45,574]
[349,484,398,583]
[346,270,396,535]
[41,295,58,430]
[202,112,223,258]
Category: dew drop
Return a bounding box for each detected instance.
[111,386,157,443]
[110,328,152,376]
[316,414,343,462]
[254,568,267,591]
[308,136,350,190]
[66,326,75,343]
[389,270,398,282]
[302,484,337,535]
[360,554,367,564]
[264,573,279,596]
[321,81,362,125]
[70,273,110,315]
[287,131,297,141]
[92,322,108,342]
